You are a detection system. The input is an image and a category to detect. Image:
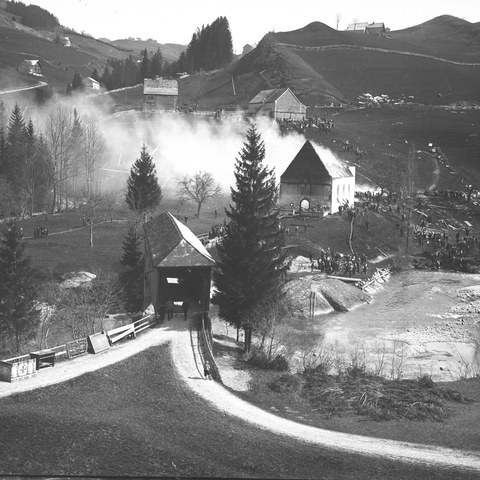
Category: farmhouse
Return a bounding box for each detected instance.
[346,22,386,34]
[143,212,215,319]
[143,77,178,111]
[18,59,43,76]
[84,77,100,91]
[248,87,306,121]
[279,140,355,215]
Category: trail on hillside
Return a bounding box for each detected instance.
[0,80,48,95]
[2,319,479,473]
[277,43,480,67]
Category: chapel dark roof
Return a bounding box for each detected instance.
[143,212,214,268]
[280,140,332,184]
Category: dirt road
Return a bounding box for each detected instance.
[2,318,480,473]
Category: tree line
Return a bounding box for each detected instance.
[6,0,60,29]
[1,124,288,372]
[0,100,106,218]
[173,16,233,74]
[97,16,234,91]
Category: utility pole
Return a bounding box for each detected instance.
[405,142,415,254]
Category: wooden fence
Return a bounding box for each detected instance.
[107,315,156,345]
[201,315,221,382]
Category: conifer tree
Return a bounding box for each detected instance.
[0,222,39,353]
[5,103,26,189]
[121,225,142,268]
[71,72,84,91]
[150,48,164,77]
[119,225,144,312]
[139,48,150,81]
[126,144,162,222]
[213,126,288,347]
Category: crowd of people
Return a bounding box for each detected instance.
[413,225,478,271]
[308,249,369,277]
[33,225,48,238]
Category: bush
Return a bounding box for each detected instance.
[417,374,435,389]
[247,350,290,371]
[270,354,289,371]
[270,373,303,393]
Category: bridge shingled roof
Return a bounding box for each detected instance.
[143,212,214,268]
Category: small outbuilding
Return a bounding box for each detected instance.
[143,212,215,319]
[18,59,43,76]
[248,87,306,121]
[279,140,355,214]
[143,77,178,111]
[84,76,100,90]
[346,22,386,34]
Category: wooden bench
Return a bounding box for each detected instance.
[30,349,56,370]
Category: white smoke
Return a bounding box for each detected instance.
[11,91,348,196]
[99,113,309,194]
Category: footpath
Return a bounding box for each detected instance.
[1,317,480,472]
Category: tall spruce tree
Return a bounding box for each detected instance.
[5,103,25,185]
[126,144,162,222]
[213,126,288,346]
[0,222,39,353]
[120,225,144,312]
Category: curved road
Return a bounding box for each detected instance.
[2,319,479,475]
[277,43,480,67]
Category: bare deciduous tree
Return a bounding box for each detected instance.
[103,189,120,222]
[336,12,342,30]
[81,193,103,248]
[177,171,221,217]
[82,115,106,197]
[45,105,73,213]
[60,273,120,339]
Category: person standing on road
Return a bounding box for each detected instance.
[204,361,211,380]
[182,299,190,321]
[166,300,174,321]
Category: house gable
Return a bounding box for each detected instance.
[280,140,332,184]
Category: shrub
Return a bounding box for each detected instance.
[247,350,290,371]
[417,374,435,389]
[270,373,303,393]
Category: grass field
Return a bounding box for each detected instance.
[0,197,229,276]
[221,338,480,454]
[0,344,477,479]
[305,106,480,192]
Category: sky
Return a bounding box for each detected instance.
[25,0,480,53]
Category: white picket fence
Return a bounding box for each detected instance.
[107,315,156,345]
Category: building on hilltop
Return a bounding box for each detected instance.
[248,87,306,121]
[279,140,355,215]
[143,77,178,111]
[346,22,386,34]
[143,212,215,319]
[18,59,43,77]
[84,76,100,91]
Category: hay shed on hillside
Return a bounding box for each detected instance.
[143,77,178,111]
[248,87,306,121]
[143,212,215,318]
[18,59,43,76]
[279,140,355,214]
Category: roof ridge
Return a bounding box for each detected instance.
[166,211,214,264]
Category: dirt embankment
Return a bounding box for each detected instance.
[285,275,371,317]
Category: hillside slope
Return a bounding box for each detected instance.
[0,4,183,92]
[103,38,185,63]
[179,16,480,109]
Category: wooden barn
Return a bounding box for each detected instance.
[84,76,100,91]
[143,77,178,111]
[346,22,386,34]
[18,59,43,76]
[279,140,355,215]
[248,87,306,121]
[143,212,215,318]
